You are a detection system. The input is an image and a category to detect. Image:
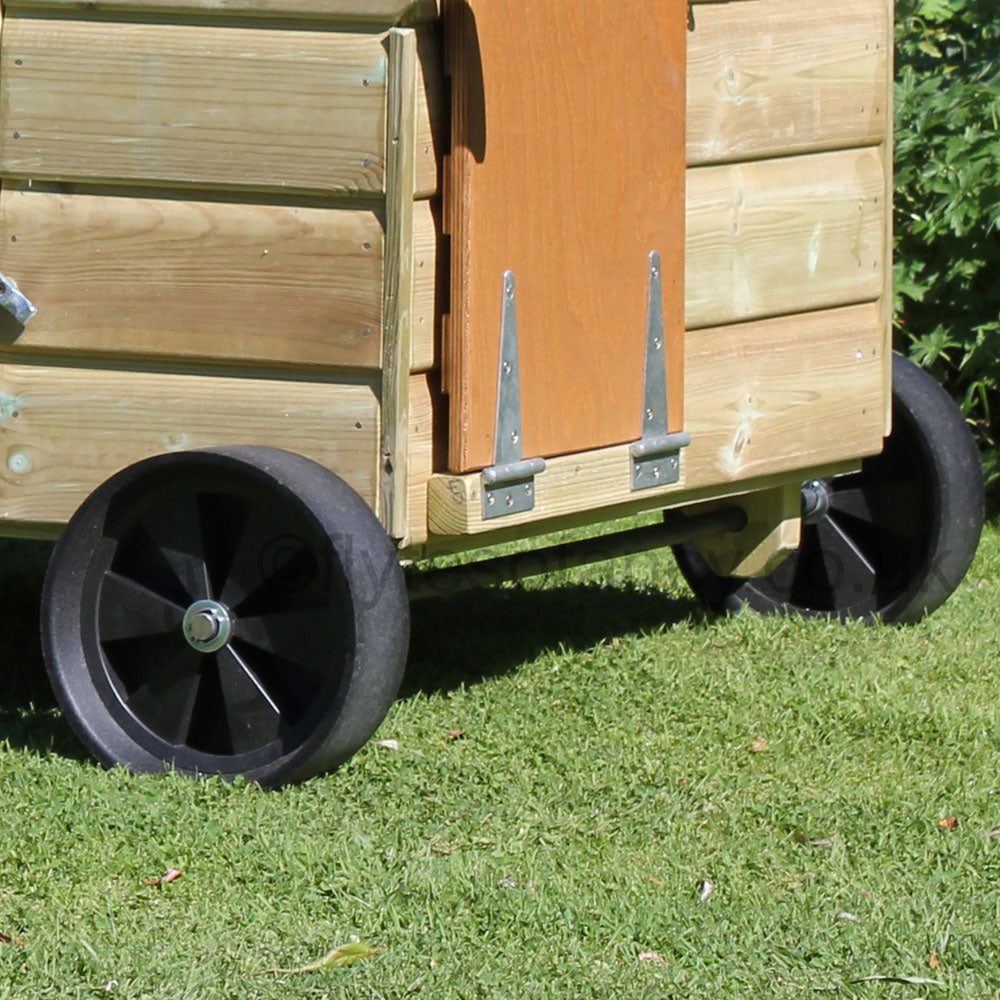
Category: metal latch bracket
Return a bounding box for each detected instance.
[0,271,37,325]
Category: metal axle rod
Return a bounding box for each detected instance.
[406,505,747,601]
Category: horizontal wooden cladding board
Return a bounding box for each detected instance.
[4,0,440,21]
[687,0,889,165]
[0,365,379,525]
[0,17,389,195]
[0,187,438,373]
[685,147,885,331]
[427,303,885,537]
[0,188,381,368]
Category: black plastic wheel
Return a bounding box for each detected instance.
[673,355,985,623]
[42,447,409,785]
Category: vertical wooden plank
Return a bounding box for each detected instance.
[380,27,418,542]
[881,0,895,437]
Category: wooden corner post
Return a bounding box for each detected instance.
[381,27,419,544]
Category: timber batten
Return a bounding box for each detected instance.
[2,0,441,26]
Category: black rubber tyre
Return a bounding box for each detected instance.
[42,447,409,786]
[673,354,984,623]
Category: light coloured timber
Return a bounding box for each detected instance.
[0,17,388,194]
[0,186,437,374]
[414,26,444,198]
[0,186,386,369]
[687,0,888,166]
[880,0,895,436]
[689,483,802,578]
[685,147,885,331]
[411,199,438,371]
[406,372,434,547]
[380,28,417,541]
[3,0,440,21]
[0,365,379,525]
[428,303,885,537]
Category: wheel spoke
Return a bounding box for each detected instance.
[126,663,203,746]
[98,572,185,642]
[830,480,925,540]
[214,646,285,754]
[785,527,833,608]
[111,522,199,608]
[233,610,341,674]
[801,517,879,612]
[115,495,211,603]
[216,506,324,613]
[227,641,327,724]
[101,631,204,744]
[197,492,252,600]
[829,507,926,596]
[184,657,233,756]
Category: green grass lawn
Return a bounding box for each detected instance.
[1,521,1000,998]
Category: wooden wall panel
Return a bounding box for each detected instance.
[0,187,386,369]
[0,366,379,524]
[0,17,388,194]
[427,303,885,538]
[685,147,885,331]
[4,0,441,22]
[687,0,888,165]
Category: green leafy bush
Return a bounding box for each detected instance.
[894,0,1000,487]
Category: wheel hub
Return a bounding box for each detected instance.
[800,479,832,524]
[182,600,233,653]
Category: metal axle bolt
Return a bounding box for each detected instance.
[182,600,233,654]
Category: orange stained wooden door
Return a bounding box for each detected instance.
[443,0,687,473]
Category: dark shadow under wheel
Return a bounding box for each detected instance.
[673,354,985,623]
[42,447,409,786]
